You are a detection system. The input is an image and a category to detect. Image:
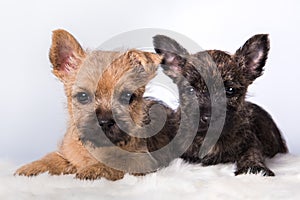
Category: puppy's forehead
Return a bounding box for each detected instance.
[206,50,243,81]
[206,50,235,69]
[96,50,161,97]
[182,51,220,86]
[96,53,134,96]
[73,50,122,92]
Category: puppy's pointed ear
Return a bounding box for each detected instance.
[49,29,86,82]
[126,50,161,73]
[235,34,270,82]
[125,50,162,82]
[153,35,189,79]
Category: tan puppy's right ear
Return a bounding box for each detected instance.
[49,29,86,82]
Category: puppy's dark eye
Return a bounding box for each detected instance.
[225,87,236,96]
[185,86,195,95]
[76,92,91,104]
[120,91,136,104]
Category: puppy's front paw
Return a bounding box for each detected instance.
[75,164,125,181]
[235,165,275,176]
[15,152,77,176]
[15,161,49,176]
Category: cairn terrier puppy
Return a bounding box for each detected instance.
[15,29,178,180]
[153,34,288,176]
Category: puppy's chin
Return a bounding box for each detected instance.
[101,125,131,146]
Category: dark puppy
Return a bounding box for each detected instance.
[153,34,288,176]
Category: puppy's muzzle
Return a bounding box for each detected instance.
[200,114,211,125]
[98,118,116,129]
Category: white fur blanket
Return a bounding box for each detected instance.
[1,154,299,199]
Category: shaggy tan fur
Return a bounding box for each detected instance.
[15,29,163,181]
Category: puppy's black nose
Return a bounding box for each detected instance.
[98,119,115,128]
[200,114,211,124]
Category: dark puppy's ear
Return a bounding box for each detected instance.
[153,35,189,78]
[235,34,270,82]
[49,29,86,82]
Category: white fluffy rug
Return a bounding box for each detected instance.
[1,154,300,199]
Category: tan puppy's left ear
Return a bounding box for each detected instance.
[126,50,162,76]
[49,29,86,82]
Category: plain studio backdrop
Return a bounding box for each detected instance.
[0,0,299,165]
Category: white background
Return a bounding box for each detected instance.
[0,0,299,165]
